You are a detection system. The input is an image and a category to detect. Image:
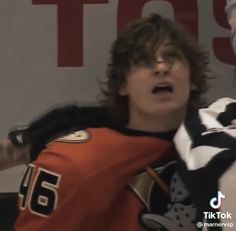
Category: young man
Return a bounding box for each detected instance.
[13,14,210,231]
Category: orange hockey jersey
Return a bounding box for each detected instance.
[14,127,196,231]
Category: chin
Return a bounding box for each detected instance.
[151,102,186,116]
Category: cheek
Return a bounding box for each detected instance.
[125,80,148,107]
[175,67,191,99]
[179,66,191,87]
[126,76,148,95]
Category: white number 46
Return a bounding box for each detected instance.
[19,164,61,217]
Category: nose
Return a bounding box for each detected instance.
[153,57,170,75]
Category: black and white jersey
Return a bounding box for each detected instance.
[174,98,236,230]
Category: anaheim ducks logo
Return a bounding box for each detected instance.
[56,130,90,143]
[129,162,196,231]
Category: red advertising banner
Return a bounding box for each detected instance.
[0,0,235,192]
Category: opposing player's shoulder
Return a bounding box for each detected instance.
[207,97,236,112]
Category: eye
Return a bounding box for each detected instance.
[163,51,181,60]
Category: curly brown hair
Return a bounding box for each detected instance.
[99,13,211,126]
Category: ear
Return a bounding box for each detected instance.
[191,83,197,90]
[118,84,128,96]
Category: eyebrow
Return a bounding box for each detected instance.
[155,43,184,58]
[156,43,179,52]
[156,40,176,49]
[162,41,173,46]
[162,43,177,49]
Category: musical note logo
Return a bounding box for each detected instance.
[209,191,225,209]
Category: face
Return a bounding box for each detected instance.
[119,42,191,129]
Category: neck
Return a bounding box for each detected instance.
[127,109,185,133]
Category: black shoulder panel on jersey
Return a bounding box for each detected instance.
[8,105,109,161]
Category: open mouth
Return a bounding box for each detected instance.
[152,84,173,95]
